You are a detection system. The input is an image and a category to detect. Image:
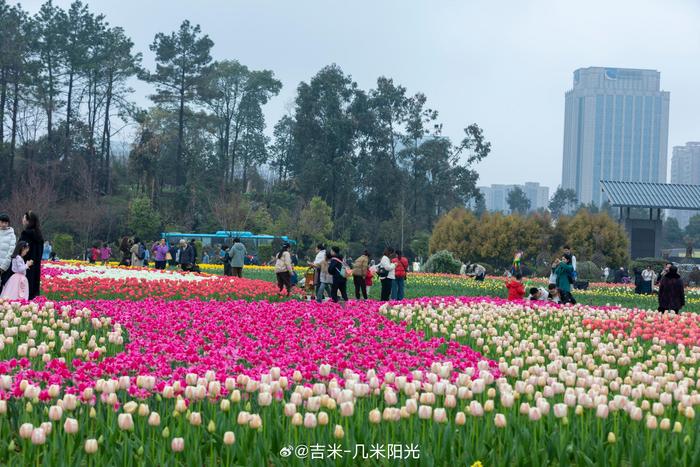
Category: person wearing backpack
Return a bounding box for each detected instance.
[130,237,145,267]
[328,246,349,303]
[352,249,370,299]
[391,250,409,300]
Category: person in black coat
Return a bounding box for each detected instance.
[19,211,44,300]
[327,246,349,303]
[658,265,685,313]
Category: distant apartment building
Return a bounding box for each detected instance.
[669,142,700,227]
[478,182,549,213]
[561,67,670,206]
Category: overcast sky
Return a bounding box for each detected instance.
[21,0,700,190]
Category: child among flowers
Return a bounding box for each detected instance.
[0,240,33,300]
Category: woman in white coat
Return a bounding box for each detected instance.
[0,213,17,289]
[377,247,396,302]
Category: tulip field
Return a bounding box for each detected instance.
[1,263,700,465]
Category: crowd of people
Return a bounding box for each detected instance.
[0,210,691,313]
[270,243,409,303]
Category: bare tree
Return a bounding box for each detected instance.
[4,168,57,230]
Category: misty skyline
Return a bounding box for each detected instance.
[21,0,700,190]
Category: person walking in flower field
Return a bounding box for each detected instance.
[328,246,350,303]
[658,265,685,313]
[230,237,247,278]
[0,240,32,300]
[352,249,370,299]
[99,243,112,265]
[152,238,169,270]
[274,243,294,296]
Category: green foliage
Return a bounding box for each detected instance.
[410,232,430,260]
[257,245,273,264]
[685,215,700,246]
[430,208,628,271]
[507,186,531,214]
[549,187,578,219]
[663,217,684,248]
[53,233,75,259]
[423,250,462,274]
[629,257,667,274]
[298,197,333,248]
[576,260,601,282]
[127,197,162,241]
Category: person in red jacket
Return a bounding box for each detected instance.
[506,273,525,301]
[391,250,409,300]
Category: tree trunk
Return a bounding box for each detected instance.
[46,53,54,147]
[101,70,113,194]
[64,68,74,162]
[9,77,19,179]
[176,70,186,186]
[0,69,6,147]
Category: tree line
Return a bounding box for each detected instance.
[0,0,490,257]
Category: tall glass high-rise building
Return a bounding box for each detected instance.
[561,67,670,205]
[670,142,700,227]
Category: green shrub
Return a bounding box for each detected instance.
[53,233,75,259]
[629,257,667,274]
[258,245,273,264]
[424,250,462,274]
[576,260,602,282]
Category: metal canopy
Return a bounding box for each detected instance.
[600,180,700,210]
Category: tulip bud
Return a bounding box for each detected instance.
[64,417,79,434]
[528,407,542,421]
[123,401,138,414]
[660,418,671,431]
[31,428,46,445]
[189,412,202,427]
[369,409,381,424]
[138,404,150,417]
[148,412,161,426]
[646,415,658,430]
[304,413,318,428]
[118,413,134,431]
[171,437,184,452]
[162,427,170,438]
[340,401,354,417]
[207,420,216,433]
[220,399,230,412]
[455,411,466,426]
[318,412,329,426]
[607,432,616,444]
[249,414,262,430]
[494,413,507,428]
[685,407,695,419]
[84,438,98,454]
[223,431,236,445]
[49,405,63,421]
[673,421,683,433]
[334,424,345,439]
[19,423,33,439]
[291,413,303,426]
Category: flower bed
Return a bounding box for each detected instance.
[1,295,700,465]
[40,263,284,301]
